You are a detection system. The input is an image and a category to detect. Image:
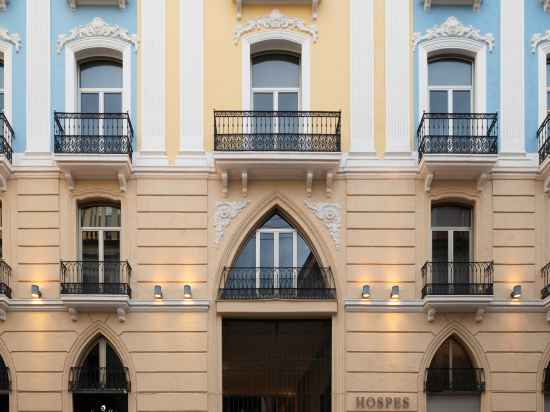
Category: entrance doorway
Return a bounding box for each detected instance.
[222,319,332,412]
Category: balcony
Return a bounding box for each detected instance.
[60,261,131,321]
[421,261,494,321]
[217,266,337,314]
[425,368,485,393]
[213,111,341,195]
[69,366,130,394]
[417,113,498,192]
[0,366,10,394]
[0,114,14,192]
[541,262,550,299]
[53,112,133,192]
[537,114,550,191]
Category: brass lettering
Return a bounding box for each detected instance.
[377,397,384,409]
[403,397,410,409]
[356,397,365,409]
[366,397,376,408]
[385,397,393,408]
[394,397,401,409]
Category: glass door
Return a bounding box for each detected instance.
[256,228,297,295]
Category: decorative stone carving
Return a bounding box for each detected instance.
[542,0,550,12]
[214,200,249,244]
[56,17,138,54]
[531,31,550,53]
[233,9,318,44]
[413,16,495,52]
[304,200,342,248]
[0,26,21,52]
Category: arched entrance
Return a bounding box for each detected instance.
[70,336,130,412]
[0,356,9,411]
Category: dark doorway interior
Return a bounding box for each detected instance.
[73,393,128,412]
[0,394,7,412]
[223,319,332,412]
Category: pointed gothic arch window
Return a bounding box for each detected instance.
[544,361,550,410]
[219,210,335,300]
[0,355,9,411]
[426,336,483,412]
[70,336,129,412]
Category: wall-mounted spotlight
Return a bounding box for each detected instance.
[511,285,522,299]
[183,284,192,299]
[154,285,163,299]
[31,284,42,299]
[390,285,400,299]
[362,284,371,299]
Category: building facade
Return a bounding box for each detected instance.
[0,0,549,411]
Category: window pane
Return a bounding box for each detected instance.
[297,235,312,268]
[104,231,120,283]
[80,61,123,89]
[547,91,550,113]
[547,62,550,87]
[81,93,99,113]
[80,205,121,228]
[0,63,3,90]
[279,232,293,268]
[430,339,450,369]
[263,213,291,229]
[278,92,298,111]
[453,231,470,262]
[252,54,300,88]
[81,231,100,283]
[104,93,122,113]
[0,92,3,113]
[429,90,448,113]
[450,338,474,369]
[432,206,472,227]
[259,232,274,267]
[432,231,449,284]
[452,91,471,114]
[253,93,273,111]
[234,236,256,267]
[429,59,473,86]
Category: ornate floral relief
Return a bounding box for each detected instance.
[214,200,250,244]
[304,200,342,248]
[0,26,21,52]
[413,16,495,52]
[233,9,318,44]
[531,31,550,53]
[56,17,138,54]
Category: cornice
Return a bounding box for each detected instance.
[0,26,21,52]
[233,9,318,44]
[413,16,495,52]
[56,16,138,54]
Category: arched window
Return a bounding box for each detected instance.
[79,60,122,114]
[428,57,473,114]
[70,336,129,412]
[0,356,9,411]
[220,211,335,299]
[544,362,550,410]
[426,336,483,412]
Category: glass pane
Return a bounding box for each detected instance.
[0,92,3,113]
[547,62,550,87]
[430,339,450,369]
[429,90,448,113]
[0,63,3,90]
[106,343,124,371]
[452,91,471,114]
[278,92,300,138]
[80,61,123,89]
[104,231,120,283]
[263,213,291,229]
[0,229,3,260]
[450,338,473,369]
[104,93,122,113]
[259,232,274,267]
[81,342,100,370]
[81,231,99,283]
[234,236,256,267]
[429,59,472,86]
[452,231,470,286]
[279,232,294,289]
[81,93,100,113]
[252,54,300,88]
[432,206,472,227]
[253,92,273,111]
[80,205,121,228]
[297,235,312,268]
[432,231,449,284]
[547,91,550,113]
[278,92,298,111]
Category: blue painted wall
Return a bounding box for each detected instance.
[0,0,26,153]
[413,3,501,149]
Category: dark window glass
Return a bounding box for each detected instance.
[80,205,121,228]
[80,61,122,89]
[429,59,473,87]
[432,206,472,228]
[252,53,300,88]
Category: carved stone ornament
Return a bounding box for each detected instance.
[56,17,138,54]
[412,16,495,52]
[304,200,342,248]
[0,26,21,52]
[214,200,249,244]
[233,9,318,44]
[531,31,550,53]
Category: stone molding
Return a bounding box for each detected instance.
[214,200,249,244]
[304,200,341,248]
[0,26,21,52]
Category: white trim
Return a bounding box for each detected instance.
[180,0,204,153]
[26,0,51,154]
[537,42,550,127]
[418,38,487,118]
[385,0,411,155]
[241,31,311,111]
[0,38,13,123]
[350,0,375,154]
[500,0,524,154]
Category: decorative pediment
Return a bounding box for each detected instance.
[233,9,318,44]
[68,0,127,8]
[56,17,138,54]
[413,16,495,52]
[423,0,481,11]
[0,26,21,52]
[531,31,550,53]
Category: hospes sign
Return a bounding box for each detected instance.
[355,396,410,410]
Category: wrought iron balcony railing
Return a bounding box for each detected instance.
[0,261,12,299]
[60,261,131,297]
[541,262,550,299]
[421,261,494,298]
[214,111,341,152]
[0,113,14,163]
[54,112,133,158]
[538,113,550,164]
[69,366,130,393]
[425,368,485,393]
[218,266,336,300]
[417,112,498,161]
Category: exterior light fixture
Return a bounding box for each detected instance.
[183,284,192,299]
[154,285,163,299]
[390,285,400,299]
[511,285,522,299]
[31,284,42,299]
[362,284,371,299]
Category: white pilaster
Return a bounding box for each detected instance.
[26,0,51,154]
[180,0,204,153]
[500,0,525,154]
[385,0,411,155]
[349,0,375,154]
[140,0,166,156]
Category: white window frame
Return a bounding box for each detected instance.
[242,31,310,111]
[255,227,298,289]
[537,43,550,124]
[0,39,13,123]
[428,59,474,113]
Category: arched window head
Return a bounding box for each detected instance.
[428,57,473,114]
[430,337,474,370]
[80,204,121,228]
[78,59,122,114]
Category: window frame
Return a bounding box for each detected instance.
[428,56,474,114]
[0,41,13,123]
[430,204,473,263]
[78,59,124,114]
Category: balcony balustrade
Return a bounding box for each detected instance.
[218,266,336,300]
[538,114,550,166]
[425,368,485,393]
[60,261,132,297]
[69,366,130,393]
[421,261,494,298]
[541,262,550,299]
[0,261,12,299]
[0,113,14,164]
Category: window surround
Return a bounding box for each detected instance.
[241,31,310,111]
[418,38,487,118]
[0,40,12,123]
[537,42,550,125]
[64,37,131,114]
[430,204,473,262]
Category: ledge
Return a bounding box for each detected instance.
[68,0,127,8]
[234,0,321,20]
[423,0,481,10]
[216,299,337,316]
